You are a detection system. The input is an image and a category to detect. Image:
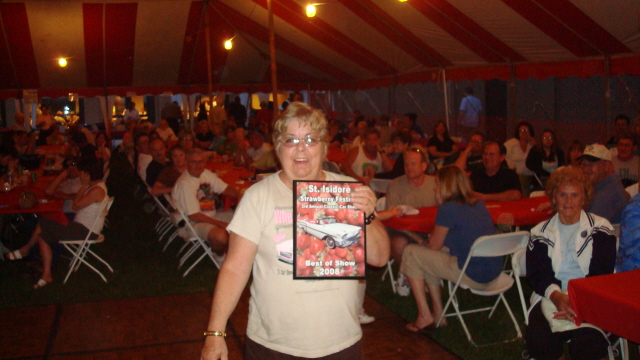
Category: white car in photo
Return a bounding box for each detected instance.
[297,217,361,249]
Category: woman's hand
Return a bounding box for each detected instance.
[550,291,576,322]
[201,336,228,360]
[352,185,376,218]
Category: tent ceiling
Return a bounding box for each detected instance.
[0,0,638,97]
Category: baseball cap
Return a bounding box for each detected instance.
[579,144,611,162]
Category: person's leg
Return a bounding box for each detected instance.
[37,237,53,283]
[426,281,447,327]
[16,224,42,257]
[391,235,410,264]
[568,327,610,360]
[525,302,568,360]
[405,275,435,330]
[207,226,229,254]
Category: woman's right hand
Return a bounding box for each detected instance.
[550,290,576,322]
[201,337,228,360]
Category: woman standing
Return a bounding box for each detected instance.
[401,166,500,332]
[526,129,565,188]
[525,166,616,360]
[201,102,389,359]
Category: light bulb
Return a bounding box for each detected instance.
[224,39,233,50]
[306,4,316,17]
[58,58,67,67]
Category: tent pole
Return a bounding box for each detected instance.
[510,63,516,129]
[205,0,213,130]
[390,75,397,117]
[604,56,611,142]
[442,69,450,132]
[268,0,279,121]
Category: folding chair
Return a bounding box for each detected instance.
[60,197,114,284]
[437,231,529,346]
[163,194,222,277]
[145,186,179,250]
[511,247,529,325]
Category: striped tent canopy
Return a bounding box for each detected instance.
[0,0,639,98]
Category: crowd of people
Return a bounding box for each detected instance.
[2,96,640,359]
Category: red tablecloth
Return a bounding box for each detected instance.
[206,161,256,210]
[384,196,551,233]
[569,270,640,343]
[0,173,67,224]
[327,146,348,164]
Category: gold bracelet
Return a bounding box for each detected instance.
[203,331,227,338]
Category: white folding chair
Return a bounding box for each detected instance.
[437,231,529,346]
[511,247,529,325]
[60,197,114,284]
[146,186,180,251]
[163,194,222,277]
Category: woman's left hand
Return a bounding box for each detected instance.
[352,185,377,219]
[550,291,576,322]
[79,171,91,186]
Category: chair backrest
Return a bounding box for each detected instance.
[469,231,530,258]
[511,247,527,277]
[147,186,173,218]
[86,196,114,236]
[530,190,546,198]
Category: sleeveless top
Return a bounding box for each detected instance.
[74,182,109,234]
[350,145,382,177]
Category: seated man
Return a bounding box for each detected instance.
[609,133,638,187]
[135,133,152,182]
[343,127,392,185]
[580,144,627,224]
[235,129,274,169]
[376,148,437,295]
[146,138,168,186]
[44,158,82,220]
[172,148,239,258]
[454,132,485,173]
[469,141,522,201]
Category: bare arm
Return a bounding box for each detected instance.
[429,225,449,251]
[342,148,369,184]
[45,170,69,196]
[71,175,105,211]
[453,146,472,171]
[472,190,522,202]
[150,181,173,196]
[201,234,258,360]
[379,151,393,172]
[188,213,228,230]
[351,186,390,267]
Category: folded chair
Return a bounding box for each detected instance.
[437,231,529,346]
[60,197,114,284]
[163,194,222,277]
[145,186,179,250]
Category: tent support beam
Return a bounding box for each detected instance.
[605,55,611,142]
[268,0,279,121]
[509,63,516,127]
[205,0,214,125]
[442,69,450,133]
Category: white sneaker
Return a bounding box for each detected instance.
[396,273,411,297]
[358,311,375,325]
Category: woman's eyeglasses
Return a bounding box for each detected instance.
[282,136,321,147]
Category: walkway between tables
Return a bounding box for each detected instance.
[0,289,459,360]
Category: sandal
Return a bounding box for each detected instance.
[5,250,23,261]
[33,279,51,289]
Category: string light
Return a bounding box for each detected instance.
[224,39,233,50]
[306,4,317,17]
[58,58,68,67]
[398,0,408,2]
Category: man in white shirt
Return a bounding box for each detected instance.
[136,133,152,182]
[172,149,239,254]
[235,129,273,168]
[609,133,639,187]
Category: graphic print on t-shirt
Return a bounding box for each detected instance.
[196,182,220,211]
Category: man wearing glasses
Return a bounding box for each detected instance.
[470,141,522,202]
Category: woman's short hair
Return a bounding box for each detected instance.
[436,165,477,205]
[545,166,593,211]
[514,121,534,140]
[272,102,328,155]
[78,158,104,181]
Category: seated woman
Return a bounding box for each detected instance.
[525,166,616,360]
[564,139,586,168]
[150,145,187,196]
[525,128,565,189]
[427,120,458,166]
[4,159,108,289]
[401,165,500,332]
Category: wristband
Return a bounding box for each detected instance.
[364,211,376,225]
[203,331,227,338]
